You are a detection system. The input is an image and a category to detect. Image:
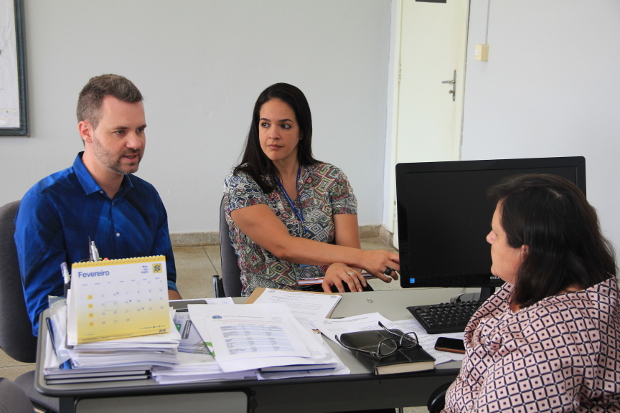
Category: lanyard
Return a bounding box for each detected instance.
[274,165,307,235]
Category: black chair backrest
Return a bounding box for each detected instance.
[0,377,36,413]
[0,200,38,363]
[219,198,243,297]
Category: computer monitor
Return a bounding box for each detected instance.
[396,156,586,301]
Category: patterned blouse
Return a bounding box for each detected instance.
[223,163,357,296]
[444,277,620,413]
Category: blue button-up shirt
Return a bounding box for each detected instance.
[15,152,177,335]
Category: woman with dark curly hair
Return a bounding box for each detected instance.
[445,174,620,412]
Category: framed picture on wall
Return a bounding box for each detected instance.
[0,0,28,136]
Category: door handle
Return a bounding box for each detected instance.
[441,70,456,101]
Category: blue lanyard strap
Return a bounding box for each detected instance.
[274,165,306,234]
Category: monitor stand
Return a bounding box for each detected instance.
[452,286,496,303]
[479,286,495,302]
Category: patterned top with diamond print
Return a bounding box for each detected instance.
[445,277,620,413]
[223,163,357,296]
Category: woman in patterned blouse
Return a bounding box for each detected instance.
[223,83,400,296]
[444,174,619,412]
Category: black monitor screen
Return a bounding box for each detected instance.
[396,157,586,291]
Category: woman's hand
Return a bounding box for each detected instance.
[322,263,366,293]
[359,250,400,283]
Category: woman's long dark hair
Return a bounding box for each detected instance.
[234,83,320,193]
[488,174,616,307]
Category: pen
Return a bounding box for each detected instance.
[46,317,58,356]
[89,239,100,261]
[61,262,70,297]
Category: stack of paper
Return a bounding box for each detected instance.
[66,329,180,369]
[187,302,349,378]
[43,335,151,385]
[151,308,256,384]
[44,298,180,385]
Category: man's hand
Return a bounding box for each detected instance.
[168,289,182,300]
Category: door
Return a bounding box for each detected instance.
[388,0,470,247]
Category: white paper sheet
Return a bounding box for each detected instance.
[312,312,393,343]
[251,289,341,324]
[205,297,236,305]
[257,333,350,380]
[215,317,339,372]
[190,304,311,364]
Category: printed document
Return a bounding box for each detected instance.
[313,312,392,343]
[193,303,311,363]
[248,288,341,325]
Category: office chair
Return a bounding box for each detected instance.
[0,200,59,413]
[427,381,451,412]
[0,377,35,413]
[212,197,243,298]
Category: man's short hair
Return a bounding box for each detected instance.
[76,74,143,129]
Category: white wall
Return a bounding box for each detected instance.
[0,0,392,233]
[462,0,620,249]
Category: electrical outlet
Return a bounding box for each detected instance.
[475,44,489,61]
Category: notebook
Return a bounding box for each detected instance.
[339,328,435,375]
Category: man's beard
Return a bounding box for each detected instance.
[92,135,141,175]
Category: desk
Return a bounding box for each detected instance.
[36,288,464,413]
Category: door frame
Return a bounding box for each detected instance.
[383,0,471,248]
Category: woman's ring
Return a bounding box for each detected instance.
[384,267,393,276]
[347,272,355,276]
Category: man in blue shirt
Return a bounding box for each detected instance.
[15,74,182,336]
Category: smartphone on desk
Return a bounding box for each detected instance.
[434,337,465,354]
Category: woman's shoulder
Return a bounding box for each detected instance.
[224,167,261,192]
[474,283,513,311]
[306,163,349,180]
[571,276,619,318]
[587,275,619,302]
[464,283,512,335]
[539,276,616,307]
[522,277,618,327]
[309,162,343,172]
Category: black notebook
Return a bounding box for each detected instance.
[339,329,435,375]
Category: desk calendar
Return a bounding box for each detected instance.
[67,256,170,344]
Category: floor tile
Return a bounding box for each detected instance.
[0,364,35,381]
[0,350,27,368]
[360,237,398,254]
[172,246,215,300]
[203,245,222,276]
